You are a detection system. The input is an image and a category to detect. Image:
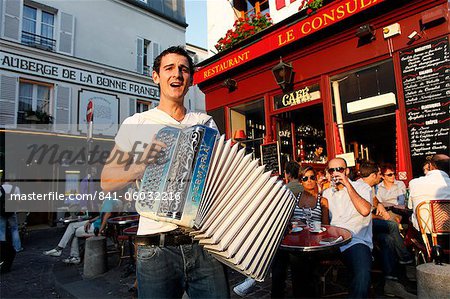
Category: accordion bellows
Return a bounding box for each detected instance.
[137,125,296,281]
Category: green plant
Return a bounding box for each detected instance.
[215,13,273,52]
[25,109,54,124]
[301,0,324,14]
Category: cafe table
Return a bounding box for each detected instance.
[121,225,138,272]
[107,215,139,275]
[107,215,140,251]
[280,225,352,252]
[61,215,91,225]
[107,214,140,227]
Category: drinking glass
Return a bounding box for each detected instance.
[304,207,312,229]
[331,176,339,192]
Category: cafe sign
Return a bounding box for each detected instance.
[282,87,312,107]
[195,0,384,84]
[274,84,321,110]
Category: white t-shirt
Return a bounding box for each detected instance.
[114,107,218,235]
[408,170,450,231]
[323,179,373,252]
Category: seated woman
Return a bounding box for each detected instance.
[293,166,329,225]
[376,163,407,206]
[290,166,330,298]
[43,198,122,264]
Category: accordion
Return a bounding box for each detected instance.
[137,125,296,281]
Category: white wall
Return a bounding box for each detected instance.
[186,43,208,112]
[206,0,236,56]
[38,0,186,72]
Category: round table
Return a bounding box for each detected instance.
[280,225,352,252]
[123,225,138,236]
[107,215,140,226]
[107,217,139,274]
[62,215,91,225]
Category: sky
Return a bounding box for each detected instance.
[185,0,208,49]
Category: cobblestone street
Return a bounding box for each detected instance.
[1,226,416,299]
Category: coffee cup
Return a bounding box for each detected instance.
[311,221,321,232]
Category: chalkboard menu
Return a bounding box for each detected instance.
[400,37,450,177]
[260,142,281,175]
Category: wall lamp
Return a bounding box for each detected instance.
[223,78,237,92]
[233,129,247,142]
[407,31,422,45]
[356,24,375,46]
[272,57,294,92]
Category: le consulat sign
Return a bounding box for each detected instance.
[195,0,384,84]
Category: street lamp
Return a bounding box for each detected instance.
[272,57,294,92]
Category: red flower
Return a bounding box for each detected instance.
[215,12,273,52]
[306,8,313,14]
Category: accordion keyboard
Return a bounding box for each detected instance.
[139,127,180,211]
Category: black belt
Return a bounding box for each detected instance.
[135,229,195,247]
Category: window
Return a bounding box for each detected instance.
[21,5,55,51]
[136,100,154,113]
[18,81,53,124]
[230,99,265,159]
[330,60,397,164]
[143,39,151,76]
[137,38,160,76]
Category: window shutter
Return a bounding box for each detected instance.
[137,38,144,74]
[54,85,71,132]
[0,74,18,126]
[2,0,22,42]
[152,42,161,70]
[58,12,75,55]
[129,98,136,116]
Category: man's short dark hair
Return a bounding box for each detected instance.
[380,163,395,175]
[359,161,379,178]
[285,161,300,180]
[153,46,194,76]
[429,154,450,175]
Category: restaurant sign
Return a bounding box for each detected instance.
[0,51,159,99]
[195,0,384,84]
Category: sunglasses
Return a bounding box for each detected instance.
[384,173,395,177]
[327,167,346,175]
[302,175,316,182]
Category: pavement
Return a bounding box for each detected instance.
[0,225,418,299]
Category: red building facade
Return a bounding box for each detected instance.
[197,0,449,181]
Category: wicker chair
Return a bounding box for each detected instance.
[415,200,450,262]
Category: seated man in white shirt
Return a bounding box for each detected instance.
[408,154,450,232]
[323,158,373,298]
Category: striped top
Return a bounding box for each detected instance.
[293,193,322,222]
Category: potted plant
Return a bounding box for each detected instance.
[25,110,54,124]
[300,0,324,14]
[215,13,273,53]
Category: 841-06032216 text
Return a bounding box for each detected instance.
[8,191,182,202]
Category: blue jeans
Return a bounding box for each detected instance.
[0,214,22,252]
[342,243,372,298]
[137,243,229,299]
[373,219,411,262]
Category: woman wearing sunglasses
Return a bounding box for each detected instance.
[293,166,330,225]
[376,163,407,207]
[290,166,330,298]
